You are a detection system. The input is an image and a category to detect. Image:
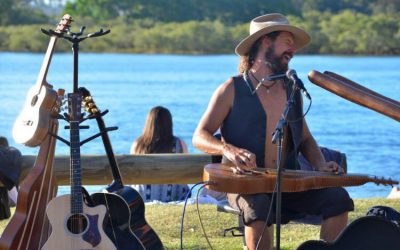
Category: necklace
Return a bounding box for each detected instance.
[249,71,278,94]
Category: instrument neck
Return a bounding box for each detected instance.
[95,114,124,190]
[34,36,57,92]
[68,93,83,214]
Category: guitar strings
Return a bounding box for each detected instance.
[103,192,120,249]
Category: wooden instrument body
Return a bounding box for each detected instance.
[90,191,145,250]
[42,194,116,250]
[308,70,400,122]
[91,187,165,250]
[203,164,398,194]
[114,186,163,250]
[0,119,58,250]
[81,88,163,249]
[13,84,58,147]
[12,14,71,147]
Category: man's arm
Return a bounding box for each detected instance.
[192,78,257,168]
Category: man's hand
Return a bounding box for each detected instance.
[318,161,344,174]
[222,143,257,170]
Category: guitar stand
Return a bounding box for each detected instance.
[43,23,111,136]
[44,25,117,172]
[50,24,127,193]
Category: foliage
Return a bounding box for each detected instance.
[1,0,400,54]
[0,0,49,25]
[0,199,399,249]
[63,0,300,24]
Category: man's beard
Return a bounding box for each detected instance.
[264,45,290,74]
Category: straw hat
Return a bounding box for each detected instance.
[235,13,311,56]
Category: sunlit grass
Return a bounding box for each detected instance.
[0,199,398,249]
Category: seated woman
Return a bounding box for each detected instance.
[130,106,190,202]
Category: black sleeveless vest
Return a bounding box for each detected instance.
[221,74,304,168]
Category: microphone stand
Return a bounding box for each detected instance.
[271,82,297,250]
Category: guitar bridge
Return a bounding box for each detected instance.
[22,120,34,126]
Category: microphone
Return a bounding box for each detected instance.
[286,69,311,100]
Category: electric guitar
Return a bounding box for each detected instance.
[80,87,163,249]
[13,14,72,147]
[42,93,116,250]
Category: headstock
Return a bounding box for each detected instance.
[79,87,99,114]
[55,14,73,34]
[50,88,66,116]
[68,93,82,122]
[374,176,399,187]
[370,175,399,187]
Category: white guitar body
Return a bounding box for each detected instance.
[13,83,58,147]
[42,194,116,250]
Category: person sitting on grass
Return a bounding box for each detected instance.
[130,106,190,202]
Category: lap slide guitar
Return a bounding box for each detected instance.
[12,14,72,147]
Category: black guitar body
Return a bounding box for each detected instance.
[90,190,145,250]
[114,186,164,250]
[79,87,163,249]
[297,216,400,250]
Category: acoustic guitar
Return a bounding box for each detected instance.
[42,93,116,250]
[13,14,72,147]
[80,87,163,249]
[296,216,400,250]
[203,163,398,194]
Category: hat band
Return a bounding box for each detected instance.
[250,20,289,34]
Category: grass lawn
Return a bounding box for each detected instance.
[0,198,398,249]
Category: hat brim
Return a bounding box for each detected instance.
[235,24,311,56]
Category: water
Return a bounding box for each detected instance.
[0,52,399,199]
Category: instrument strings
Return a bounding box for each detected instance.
[103,192,119,248]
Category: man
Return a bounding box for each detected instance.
[192,13,354,250]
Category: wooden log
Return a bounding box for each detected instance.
[20,154,217,185]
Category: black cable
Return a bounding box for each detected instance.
[180,182,207,250]
[196,184,214,250]
[287,95,312,123]
[255,179,278,250]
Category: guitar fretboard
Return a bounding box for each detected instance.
[68,93,83,214]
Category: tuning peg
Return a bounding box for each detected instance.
[84,96,92,102]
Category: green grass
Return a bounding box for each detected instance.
[1,198,398,249]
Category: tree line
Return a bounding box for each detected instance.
[0,0,399,54]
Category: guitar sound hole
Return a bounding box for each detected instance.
[67,213,88,234]
[31,95,38,106]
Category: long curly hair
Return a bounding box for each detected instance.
[134,106,175,154]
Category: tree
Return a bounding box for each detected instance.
[0,0,13,25]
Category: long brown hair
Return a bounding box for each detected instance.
[134,106,175,154]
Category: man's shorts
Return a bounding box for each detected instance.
[227,187,354,226]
